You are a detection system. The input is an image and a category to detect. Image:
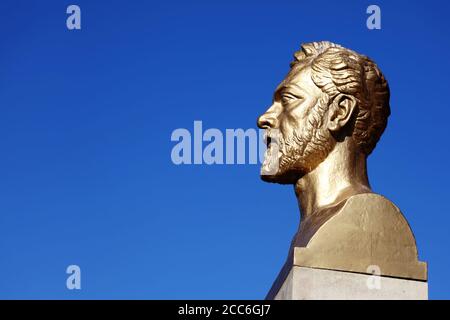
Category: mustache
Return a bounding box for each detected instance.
[264,129,284,148]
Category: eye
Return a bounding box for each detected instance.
[281,92,300,105]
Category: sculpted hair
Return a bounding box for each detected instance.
[291,41,391,155]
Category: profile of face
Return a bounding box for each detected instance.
[257,41,390,185]
[257,63,335,184]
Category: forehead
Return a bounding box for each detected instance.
[276,62,320,95]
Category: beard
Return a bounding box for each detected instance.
[261,96,335,184]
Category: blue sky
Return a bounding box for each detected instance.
[0,0,449,299]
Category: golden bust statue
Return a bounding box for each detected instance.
[257,41,426,297]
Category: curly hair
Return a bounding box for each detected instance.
[291,41,391,155]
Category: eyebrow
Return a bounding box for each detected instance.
[273,83,307,100]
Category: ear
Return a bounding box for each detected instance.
[327,94,357,133]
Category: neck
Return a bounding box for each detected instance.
[294,138,371,219]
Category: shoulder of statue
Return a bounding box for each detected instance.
[314,191,418,254]
[337,192,406,227]
[292,192,427,280]
[342,192,400,211]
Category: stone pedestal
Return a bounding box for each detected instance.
[269,266,428,300]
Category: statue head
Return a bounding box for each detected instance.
[257,41,391,184]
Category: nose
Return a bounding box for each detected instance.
[257,111,278,129]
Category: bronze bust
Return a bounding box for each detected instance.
[257,41,426,297]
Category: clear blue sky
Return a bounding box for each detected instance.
[1,0,449,299]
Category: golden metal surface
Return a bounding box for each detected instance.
[257,41,427,291]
